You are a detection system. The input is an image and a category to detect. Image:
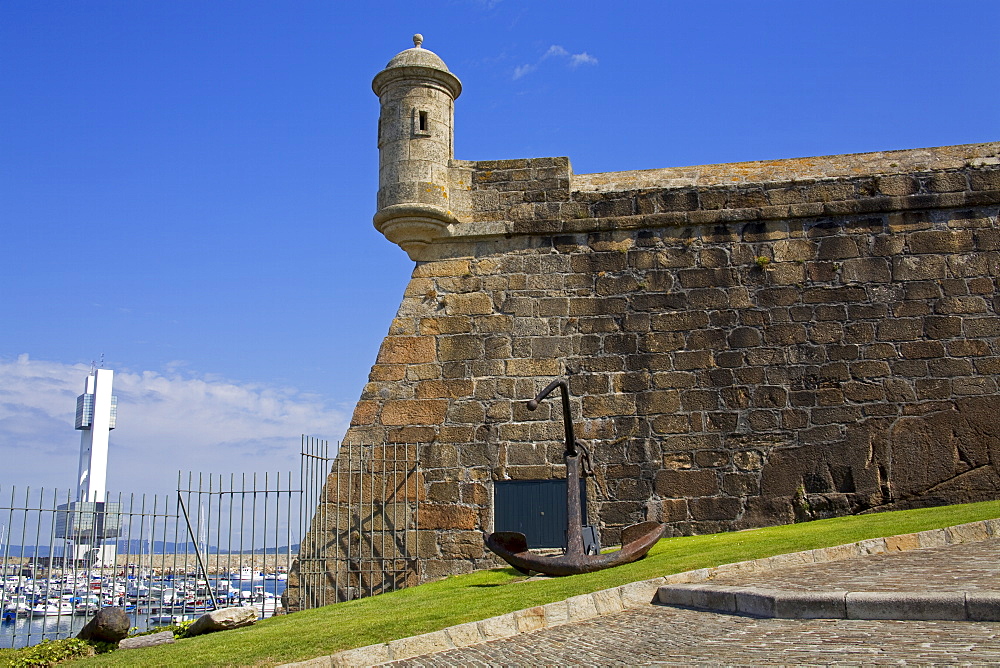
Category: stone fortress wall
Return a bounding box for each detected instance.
[358,142,1000,568]
[285,38,1000,607]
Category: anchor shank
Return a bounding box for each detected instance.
[559,381,576,457]
[565,451,584,556]
[529,378,577,458]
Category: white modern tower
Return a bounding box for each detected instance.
[57,367,120,566]
[74,368,117,502]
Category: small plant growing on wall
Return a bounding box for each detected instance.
[754,256,771,270]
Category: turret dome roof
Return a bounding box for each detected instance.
[373,34,462,99]
[383,34,452,72]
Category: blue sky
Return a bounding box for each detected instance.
[2,0,998,496]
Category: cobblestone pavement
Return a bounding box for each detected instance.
[709,538,1000,593]
[391,539,1000,666]
[395,606,1000,666]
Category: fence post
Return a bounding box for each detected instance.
[176,492,219,611]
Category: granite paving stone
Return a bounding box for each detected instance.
[391,607,1000,666]
[386,538,1000,666]
[708,538,1000,592]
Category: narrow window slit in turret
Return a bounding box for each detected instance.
[412,109,431,137]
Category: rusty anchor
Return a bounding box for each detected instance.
[485,377,666,576]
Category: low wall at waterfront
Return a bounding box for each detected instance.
[2,553,295,576]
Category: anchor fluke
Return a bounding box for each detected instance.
[485,532,532,574]
[621,521,665,546]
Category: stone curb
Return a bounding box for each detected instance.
[277,518,1000,668]
[658,586,1000,621]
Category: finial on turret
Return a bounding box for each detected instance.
[413,33,423,48]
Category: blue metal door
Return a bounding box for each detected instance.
[494,479,587,549]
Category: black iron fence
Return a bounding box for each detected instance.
[290,441,420,609]
[0,436,332,649]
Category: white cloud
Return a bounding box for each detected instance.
[513,44,598,80]
[543,45,569,59]
[0,355,349,496]
[512,63,537,80]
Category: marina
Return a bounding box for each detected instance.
[1,568,287,648]
[0,377,328,650]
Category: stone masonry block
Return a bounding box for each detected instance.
[542,600,570,625]
[591,588,625,615]
[380,399,448,426]
[846,591,966,621]
[635,390,680,414]
[445,293,494,316]
[583,394,637,417]
[420,316,473,335]
[415,379,474,398]
[565,593,600,621]
[885,533,920,552]
[505,358,560,376]
[711,560,761,579]
[654,470,719,498]
[889,211,934,233]
[350,401,378,426]
[412,259,471,278]
[734,589,777,617]
[945,521,990,544]
[652,311,710,331]
[877,174,919,196]
[841,257,891,283]
[917,528,948,549]
[445,621,484,648]
[419,504,478,530]
[376,336,436,364]
[969,169,1000,191]
[812,544,858,564]
[659,584,737,612]
[857,538,887,555]
[935,296,988,314]
[892,255,947,281]
[774,590,849,619]
[513,606,546,632]
[761,550,816,571]
[477,613,519,641]
[967,592,1000,622]
[620,578,666,608]
[877,318,922,341]
[817,236,860,259]
[438,335,484,361]
[332,644,391,667]
[909,230,975,253]
[802,286,867,304]
[387,631,454,662]
[924,171,968,193]
[924,316,962,338]
[678,268,738,288]
[689,496,740,521]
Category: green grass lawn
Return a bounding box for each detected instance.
[34,500,1000,667]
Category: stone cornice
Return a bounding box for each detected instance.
[573,142,1000,192]
[450,164,1000,242]
[372,64,462,99]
